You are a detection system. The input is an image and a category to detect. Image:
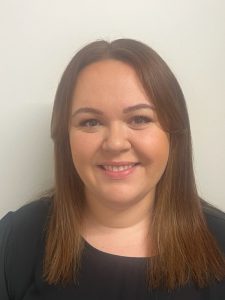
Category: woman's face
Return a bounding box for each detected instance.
[69,59,169,211]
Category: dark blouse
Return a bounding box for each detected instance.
[0,197,225,300]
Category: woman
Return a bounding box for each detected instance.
[0,38,225,300]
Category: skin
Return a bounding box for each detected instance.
[69,59,170,257]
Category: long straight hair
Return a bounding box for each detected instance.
[43,39,225,291]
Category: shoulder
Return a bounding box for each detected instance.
[0,196,52,245]
[0,196,52,299]
[201,200,225,252]
[4,196,52,231]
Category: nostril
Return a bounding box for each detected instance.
[102,139,131,152]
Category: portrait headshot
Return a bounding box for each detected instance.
[0,1,225,300]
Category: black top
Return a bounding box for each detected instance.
[0,197,225,300]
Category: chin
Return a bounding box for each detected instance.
[100,193,143,208]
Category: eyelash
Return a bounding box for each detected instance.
[78,116,153,128]
[79,119,99,127]
[129,115,153,125]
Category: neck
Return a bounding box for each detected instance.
[81,191,155,257]
[84,189,154,227]
[81,189,154,236]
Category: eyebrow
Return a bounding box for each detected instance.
[72,103,154,118]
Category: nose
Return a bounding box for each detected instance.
[101,122,131,153]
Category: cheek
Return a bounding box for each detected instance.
[69,131,99,165]
[139,129,170,167]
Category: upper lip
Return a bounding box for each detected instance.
[98,161,139,166]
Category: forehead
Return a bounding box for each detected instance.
[77,59,137,82]
[72,59,150,107]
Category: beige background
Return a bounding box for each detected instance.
[0,0,224,217]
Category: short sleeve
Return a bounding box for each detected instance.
[0,212,13,300]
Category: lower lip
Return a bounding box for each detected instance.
[97,164,139,179]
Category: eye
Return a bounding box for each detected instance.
[130,115,152,125]
[79,119,101,127]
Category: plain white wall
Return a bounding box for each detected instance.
[0,0,224,218]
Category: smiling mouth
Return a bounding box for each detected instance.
[98,163,140,172]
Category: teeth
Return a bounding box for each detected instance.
[102,164,135,172]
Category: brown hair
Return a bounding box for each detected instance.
[43,38,225,291]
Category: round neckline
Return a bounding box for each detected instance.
[82,237,153,261]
